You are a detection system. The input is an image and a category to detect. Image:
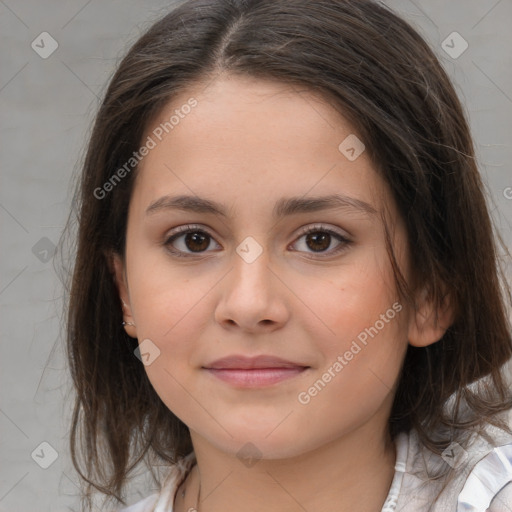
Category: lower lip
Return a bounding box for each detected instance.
[204,367,309,387]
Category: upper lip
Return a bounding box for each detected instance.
[203,355,309,370]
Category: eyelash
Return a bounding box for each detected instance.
[163,223,352,259]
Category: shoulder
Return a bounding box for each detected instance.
[489,482,512,512]
[459,441,512,511]
[116,451,197,512]
[117,493,158,512]
[393,407,512,511]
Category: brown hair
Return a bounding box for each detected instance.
[61,0,512,509]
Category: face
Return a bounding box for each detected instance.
[113,75,438,461]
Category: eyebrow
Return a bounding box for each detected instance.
[145,193,377,219]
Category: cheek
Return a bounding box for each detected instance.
[299,258,403,343]
[299,260,408,395]
[127,248,214,338]
[132,291,211,427]
[296,290,407,445]
[125,258,214,403]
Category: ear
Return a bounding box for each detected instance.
[107,251,138,339]
[408,287,454,348]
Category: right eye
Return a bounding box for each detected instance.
[164,224,221,257]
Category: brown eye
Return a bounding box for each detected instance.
[304,232,332,252]
[181,232,210,252]
[291,225,352,257]
[164,225,220,257]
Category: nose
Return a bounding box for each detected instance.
[214,244,290,333]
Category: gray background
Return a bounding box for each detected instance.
[1,0,511,510]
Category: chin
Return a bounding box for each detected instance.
[198,427,315,462]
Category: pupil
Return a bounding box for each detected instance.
[186,232,209,252]
[306,232,330,252]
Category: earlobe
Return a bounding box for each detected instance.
[408,288,454,348]
[107,251,138,339]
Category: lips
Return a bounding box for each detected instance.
[203,354,309,370]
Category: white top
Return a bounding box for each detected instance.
[118,410,512,512]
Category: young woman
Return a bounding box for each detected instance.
[64,1,512,510]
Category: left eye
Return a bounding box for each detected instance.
[164,224,351,258]
[291,225,351,257]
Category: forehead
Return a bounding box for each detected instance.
[144,75,355,161]
[131,75,393,217]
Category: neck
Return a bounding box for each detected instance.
[178,417,397,512]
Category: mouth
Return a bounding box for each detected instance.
[203,366,310,387]
[203,354,309,370]
[202,355,311,387]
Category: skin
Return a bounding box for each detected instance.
[112,75,452,512]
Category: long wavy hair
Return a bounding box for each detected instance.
[60,0,512,509]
